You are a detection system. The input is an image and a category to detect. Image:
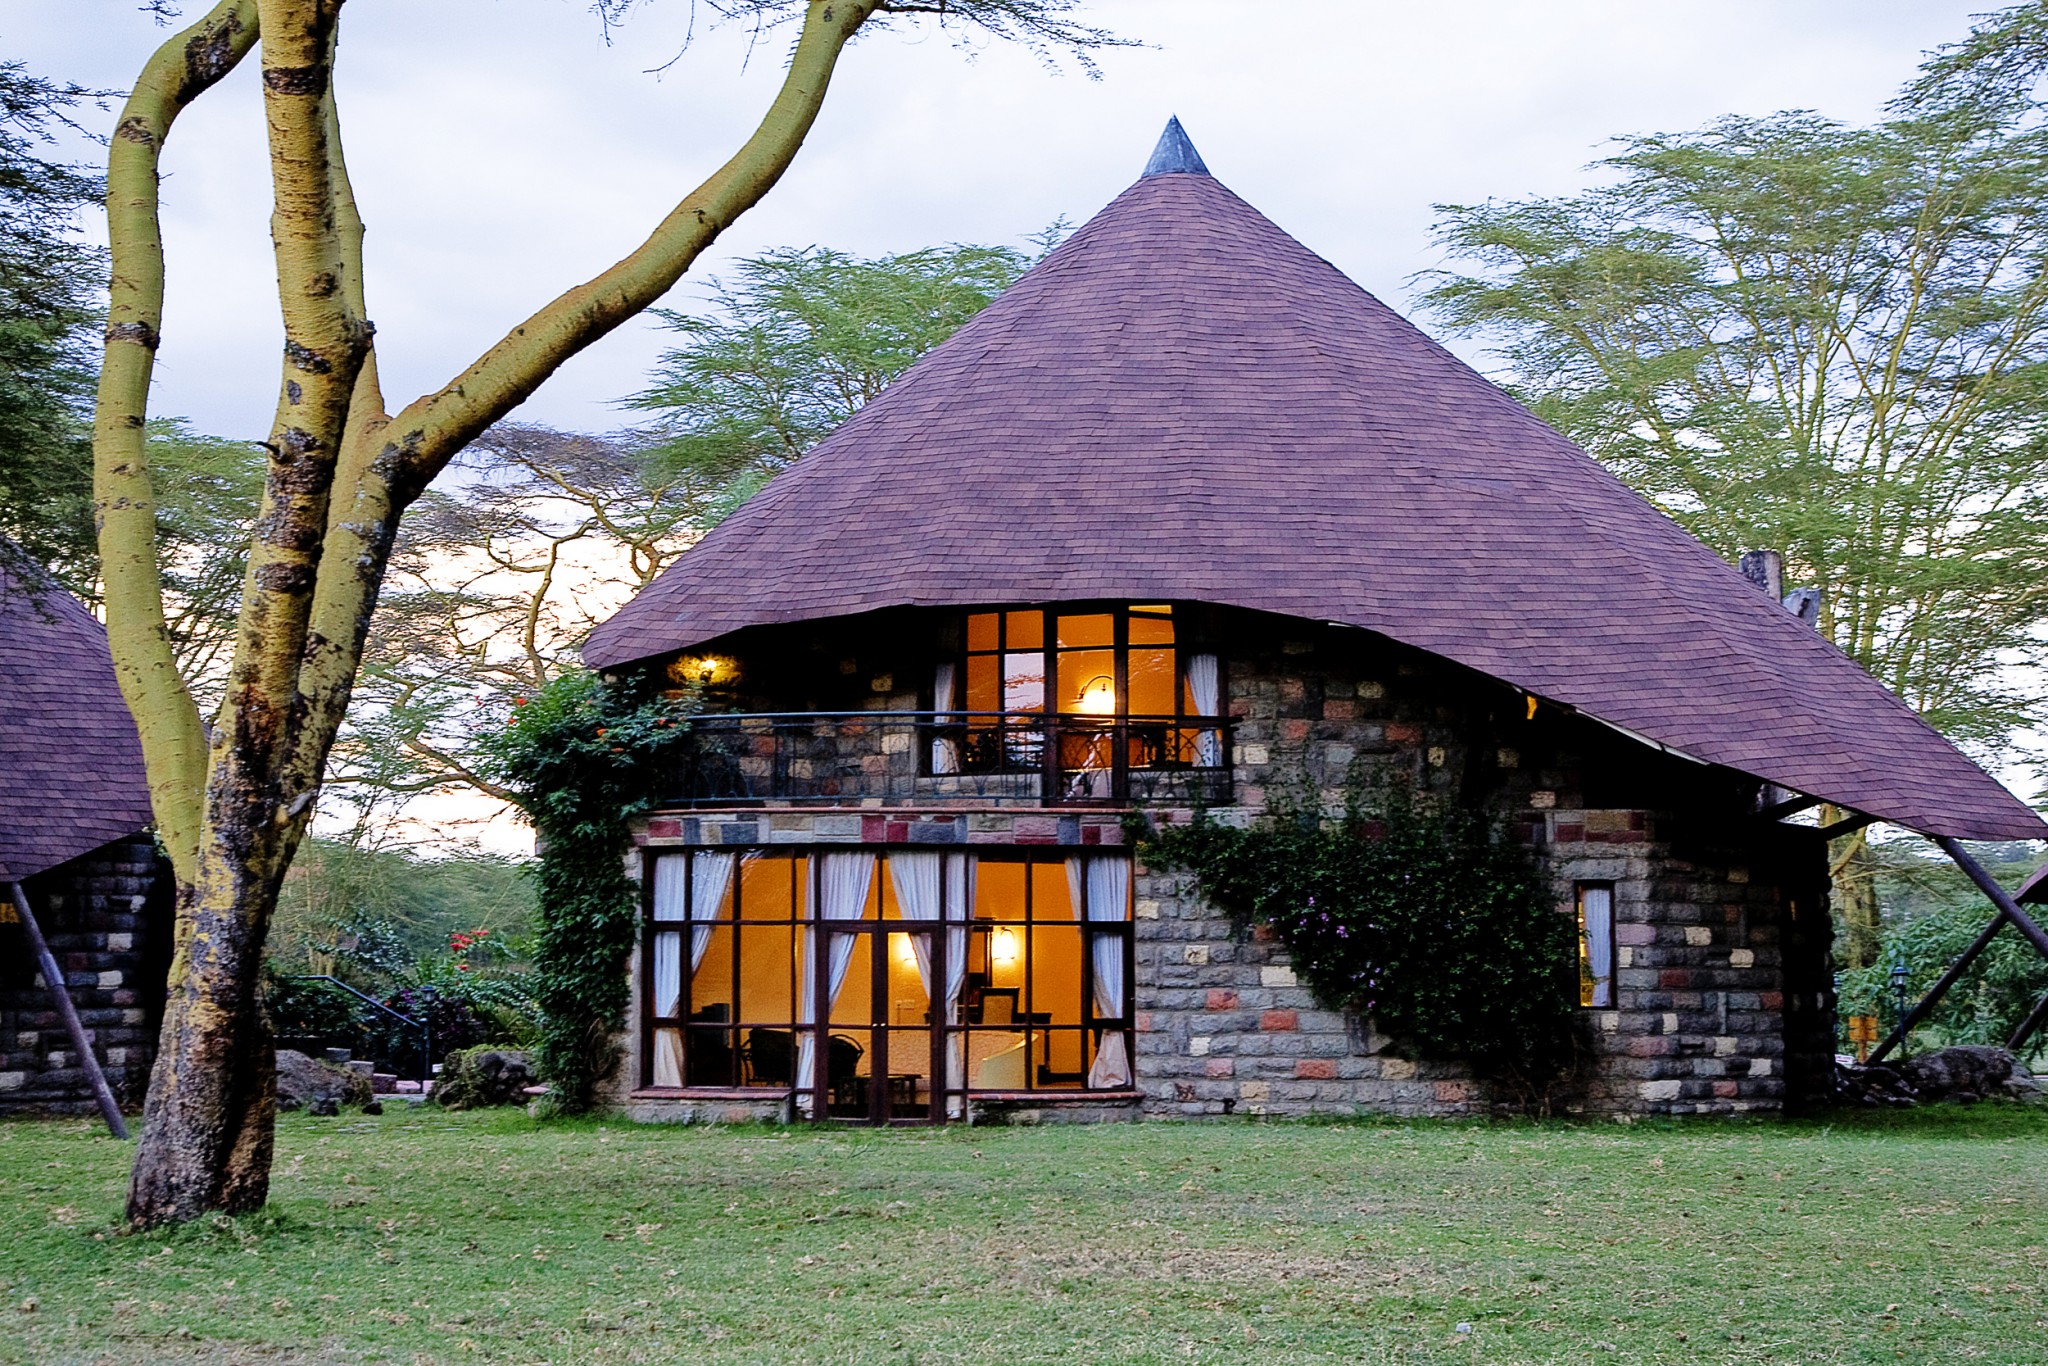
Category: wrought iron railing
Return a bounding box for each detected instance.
[656,711,1232,808]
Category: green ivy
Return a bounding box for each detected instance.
[1139,787,1578,1105]
[479,668,699,1114]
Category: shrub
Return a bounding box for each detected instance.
[1141,786,1577,1106]
[478,668,701,1113]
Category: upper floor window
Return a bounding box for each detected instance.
[932,605,1225,792]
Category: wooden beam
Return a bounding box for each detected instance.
[1757,794,1822,821]
[2008,990,2048,1054]
[1865,912,2006,1066]
[7,881,129,1139]
[1938,837,2048,962]
[1819,811,1878,839]
[1866,839,2048,1066]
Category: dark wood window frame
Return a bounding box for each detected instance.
[638,846,1137,1117]
[935,602,1229,789]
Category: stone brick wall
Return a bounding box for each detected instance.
[0,836,169,1114]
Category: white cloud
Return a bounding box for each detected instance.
[22,0,1992,443]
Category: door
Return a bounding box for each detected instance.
[814,927,942,1124]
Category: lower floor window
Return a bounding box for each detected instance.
[643,848,1134,1117]
[1577,882,1614,1007]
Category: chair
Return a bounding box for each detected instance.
[743,1028,793,1086]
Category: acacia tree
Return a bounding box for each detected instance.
[1421,1,2048,967]
[93,0,1120,1229]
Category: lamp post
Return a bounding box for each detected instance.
[1889,951,1912,1055]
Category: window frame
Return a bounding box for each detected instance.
[939,602,1227,785]
[1575,881,1616,1009]
[638,847,1137,1104]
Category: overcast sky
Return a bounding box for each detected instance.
[14,1,2000,444]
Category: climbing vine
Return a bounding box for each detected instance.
[480,668,699,1113]
[1140,785,1578,1101]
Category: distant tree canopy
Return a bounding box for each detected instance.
[627,242,1039,503]
[1423,0,2048,759]
[0,63,108,586]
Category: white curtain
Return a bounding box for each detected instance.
[931,661,961,775]
[796,853,875,1098]
[890,852,975,1114]
[1187,652,1222,767]
[651,855,687,1086]
[650,852,735,1088]
[1066,856,1133,1089]
[1582,884,1615,1008]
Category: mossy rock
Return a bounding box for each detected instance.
[435,1047,535,1110]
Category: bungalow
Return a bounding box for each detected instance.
[0,546,169,1122]
[581,121,2046,1125]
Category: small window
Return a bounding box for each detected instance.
[1577,883,1615,1007]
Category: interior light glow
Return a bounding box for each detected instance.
[992,926,1019,967]
[1077,674,1116,715]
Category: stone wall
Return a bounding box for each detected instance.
[0,836,169,1114]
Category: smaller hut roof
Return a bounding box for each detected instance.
[0,548,155,882]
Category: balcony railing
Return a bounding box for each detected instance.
[656,711,1232,808]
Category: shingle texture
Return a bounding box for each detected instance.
[0,550,155,881]
[586,162,2044,842]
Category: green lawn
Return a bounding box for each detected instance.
[2,1107,2045,1365]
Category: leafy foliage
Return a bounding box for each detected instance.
[479,669,702,1112]
[0,63,111,586]
[627,243,1033,496]
[1421,2,2048,757]
[1141,789,1577,1101]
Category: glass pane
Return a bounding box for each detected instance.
[738,922,796,1024]
[1029,924,1084,1027]
[1037,1029,1086,1087]
[966,1028,1029,1089]
[1128,648,1175,717]
[1003,652,1045,712]
[1128,606,1175,645]
[966,653,1000,713]
[885,932,934,1114]
[827,935,874,1025]
[966,612,999,653]
[690,924,734,1016]
[878,870,902,920]
[975,860,1028,922]
[1058,649,1116,716]
[1056,612,1113,649]
[735,852,782,920]
[1004,610,1044,650]
[824,1027,872,1119]
[1031,861,1075,921]
[686,1024,737,1087]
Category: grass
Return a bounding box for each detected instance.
[1,1107,2045,1365]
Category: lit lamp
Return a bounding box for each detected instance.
[1077,675,1116,716]
[1889,951,1912,1047]
[991,926,1019,982]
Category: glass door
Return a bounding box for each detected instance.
[814,927,940,1124]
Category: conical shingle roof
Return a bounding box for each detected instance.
[588,129,2044,842]
[0,548,155,881]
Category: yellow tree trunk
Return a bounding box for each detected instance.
[98,0,880,1229]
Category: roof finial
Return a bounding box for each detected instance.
[1141,115,1210,178]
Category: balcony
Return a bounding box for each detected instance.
[655,711,1232,809]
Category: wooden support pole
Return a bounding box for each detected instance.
[1866,839,2048,1066]
[1865,912,2005,1066]
[2008,990,2048,1054]
[7,882,130,1139]
[1938,837,2048,961]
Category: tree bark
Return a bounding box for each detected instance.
[1827,815,1881,971]
[104,0,880,1228]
